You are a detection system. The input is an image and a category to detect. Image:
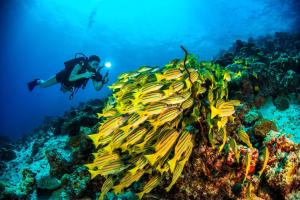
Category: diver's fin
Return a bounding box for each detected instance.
[27,79,40,91]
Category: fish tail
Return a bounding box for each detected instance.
[87,133,100,146]
[210,105,219,119]
[145,154,158,166]
[136,191,145,200]
[113,185,123,194]
[103,145,113,154]
[88,169,99,180]
[133,92,141,100]
[155,73,164,82]
[165,184,173,192]
[120,143,128,152]
[120,125,132,135]
[134,142,145,151]
[96,113,103,118]
[167,158,176,173]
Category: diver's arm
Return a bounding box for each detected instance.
[92,79,103,91]
[69,64,95,81]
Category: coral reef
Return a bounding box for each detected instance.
[0,32,299,200]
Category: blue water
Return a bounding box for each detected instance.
[0,0,299,140]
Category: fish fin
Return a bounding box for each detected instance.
[88,170,99,180]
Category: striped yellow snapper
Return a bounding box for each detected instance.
[145,129,180,166]
[229,138,240,163]
[155,68,183,82]
[120,126,148,151]
[99,176,114,200]
[120,113,149,134]
[181,97,194,110]
[165,141,193,192]
[168,130,193,173]
[113,169,145,194]
[238,129,253,149]
[258,147,269,177]
[150,108,182,131]
[134,82,164,98]
[136,176,161,199]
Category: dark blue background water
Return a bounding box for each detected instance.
[0,0,299,140]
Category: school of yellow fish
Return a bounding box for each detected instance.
[84,56,258,199]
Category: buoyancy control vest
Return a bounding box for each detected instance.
[61,53,102,99]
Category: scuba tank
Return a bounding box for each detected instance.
[62,53,90,99]
[64,53,88,70]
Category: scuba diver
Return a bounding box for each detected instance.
[27,53,109,99]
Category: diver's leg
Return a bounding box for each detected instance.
[38,75,58,88]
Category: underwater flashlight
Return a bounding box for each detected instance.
[104,62,112,68]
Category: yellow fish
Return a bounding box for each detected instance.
[137,92,166,104]
[145,129,180,166]
[108,82,124,90]
[97,109,118,118]
[103,130,127,153]
[113,169,145,194]
[246,182,253,200]
[229,138,240,163]
[143,102,169,116]
[155,68,183,82]
[208,89,214,105]
[169,81,185,93]
[99,176,114,200]
[134,127,162,150]
[238,129,253,149]
[217,116,228,131]
[252,72,258,79]
[85,153,120,170]
[136,176,161,199]
[181,97,194,110]
[150,108,182,131]
[120,127,148,151]
[223,71,231,81]
[243,151,251,183]
[88,116,128,146]
[165,142,193,192]
[258,147,269,177]
[120,113,148,134]
[190,70,200,83]
[162,94,186,105]
[168,130,193,173]
[137,66,152,73]
[195,85,206,96]
[88,160,127,177]
[134,82,164,97]
[210,99,239,119]
[128,156,148,175]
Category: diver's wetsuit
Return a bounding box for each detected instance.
[56,60,102,92]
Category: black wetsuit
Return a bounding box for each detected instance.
[55,58,103,99]
[56,58,102,91]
